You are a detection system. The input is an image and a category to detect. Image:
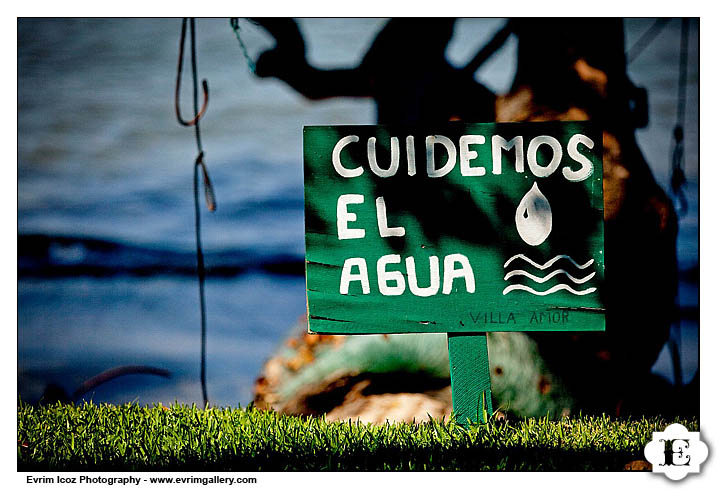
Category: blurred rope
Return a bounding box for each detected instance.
[625,18,690,218]
[175,17,217,407]
[626,18,671,64]
[667,19,691,390]
[72,366,172,402]
[230,18,257,73]
[461,20,513,77]
[670,18,690,218]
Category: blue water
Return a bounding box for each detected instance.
[18,18,699,407]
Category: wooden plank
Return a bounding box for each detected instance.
[304,122,605,335]
[448,332,493,424]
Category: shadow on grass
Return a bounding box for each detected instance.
[19,441,645,472]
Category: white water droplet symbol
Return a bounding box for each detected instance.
[515,182,552,246]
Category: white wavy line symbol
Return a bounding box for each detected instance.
[502,284,597,296]
[503,269,596,284]
[503,254,594,270]
[502,254,597,296]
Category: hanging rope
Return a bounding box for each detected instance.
[624,18,690,217]
[175,17,216,407]
[670,18,689,218]
[462,20,513,77]
[659,19,692,389]
[230,18,257,73]
[626,18,671,64]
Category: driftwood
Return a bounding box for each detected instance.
[251,18,683,421]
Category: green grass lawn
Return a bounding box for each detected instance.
[17,402,697,471]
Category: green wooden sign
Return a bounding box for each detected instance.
[303,121,605,423]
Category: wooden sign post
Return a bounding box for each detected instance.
[303,122,604,424]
